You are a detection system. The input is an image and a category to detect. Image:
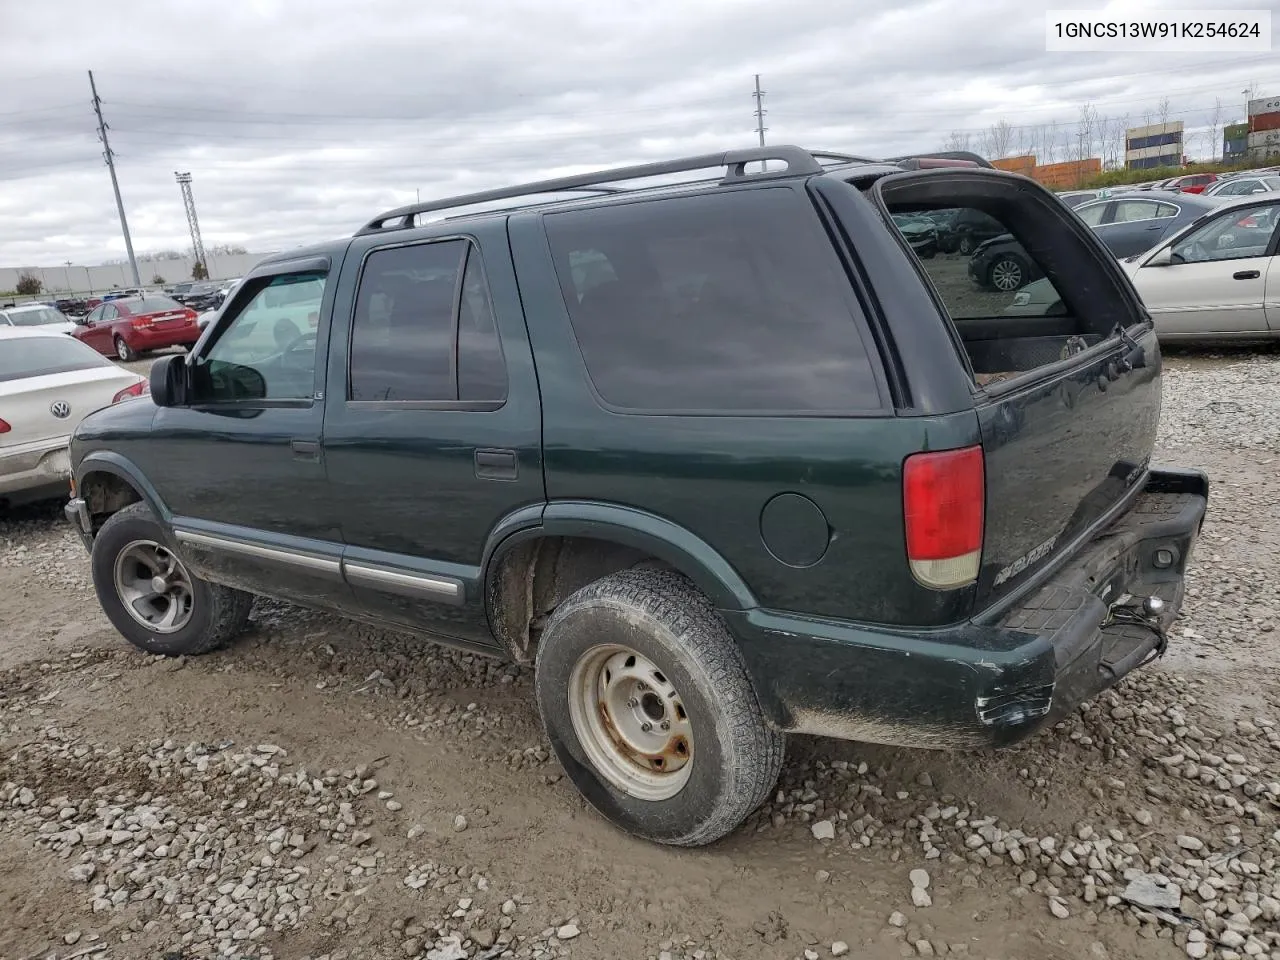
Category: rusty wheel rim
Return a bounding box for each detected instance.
[568,644,694,801]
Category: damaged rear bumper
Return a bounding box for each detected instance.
[728,466,1207,750]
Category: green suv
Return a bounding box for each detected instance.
[64,147,1207,846]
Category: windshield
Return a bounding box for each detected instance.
[0,336,112,383]
[7,307,67,327]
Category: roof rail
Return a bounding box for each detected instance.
[357,145,832,234]
[883,150,994,169]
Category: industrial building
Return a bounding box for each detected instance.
[1224,122,1249,162]
[1125,121,1184,170]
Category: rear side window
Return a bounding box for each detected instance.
[0,337,111,383]
[544,189,881,413]
[349,240,508,404]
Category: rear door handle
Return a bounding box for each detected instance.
[1233,270,1261,280]
[291,439,320,461]
[475,448,518,481]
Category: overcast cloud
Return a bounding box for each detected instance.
[0,0,1275,267]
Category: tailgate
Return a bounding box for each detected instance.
[976,337,1161,606]
[868,168,1161,612]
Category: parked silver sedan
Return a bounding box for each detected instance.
[1004,196,1280,342]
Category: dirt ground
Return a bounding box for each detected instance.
[0,349,1277,960]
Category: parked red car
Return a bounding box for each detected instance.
[1164,173,1218,194]
[72,295,200,361]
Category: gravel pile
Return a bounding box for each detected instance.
[0,500,88,590]
[0,696,582,960]
[762,669,1280,960]
[1159,353,1280,453]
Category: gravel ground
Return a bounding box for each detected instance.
[0,350,1278,960]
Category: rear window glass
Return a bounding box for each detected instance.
[544,188,882,413]
[5,307,66,327]
[127,296,184,312]
[0,337,111,383]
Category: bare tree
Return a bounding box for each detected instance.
[944,130,972,152]
[1077,102,1100,160]
[983,119,1015,159]
[1042,120,1059,164]
[1209,97,1223,161]
[1157,96,1171,127]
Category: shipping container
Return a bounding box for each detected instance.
[1248,96,1280,117]
[1248,129,1280,147]
[1249,111,1280,133]
[1224,122,1249,141]
[992,155,1035,173]
[1224,137,1249,157]
[1032,158,1101,189]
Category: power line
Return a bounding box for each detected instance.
[88,70,140,288]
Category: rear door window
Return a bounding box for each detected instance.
[543,188,883,414]
[348,240,508,405]
[1074,202,1108,226]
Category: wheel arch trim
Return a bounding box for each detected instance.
[480,499,758,613]
[74,451,172,525]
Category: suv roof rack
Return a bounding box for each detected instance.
[357,145,880,234]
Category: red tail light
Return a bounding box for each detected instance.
[0,418,10,434]
[132,316,152,328]
[903,445,985,589]
[112,380,149,403]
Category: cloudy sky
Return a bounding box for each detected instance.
[0,0,1274,268]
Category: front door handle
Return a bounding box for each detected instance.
[1233,270,1261,280]
[291,439,320,461]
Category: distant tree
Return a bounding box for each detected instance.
[15,273,42,295]
[152,274,167,285]
[208,242,248,255]
[191,262,209,280]
[944,130,972,152]
[1158,97,1171,127]
[986,119,1015,159]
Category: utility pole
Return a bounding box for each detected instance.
[753,74,768,171]
[64,261,73,294]
[88,70,140,288]
[175,172,208,279]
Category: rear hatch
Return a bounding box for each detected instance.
[870,169,1161,611]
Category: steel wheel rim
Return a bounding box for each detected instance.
[992,259,1022,291]
[567,644,694,801]
[113,539,194,634]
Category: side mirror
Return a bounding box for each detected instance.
[1146,246,1174,267]
[149,354,188,407]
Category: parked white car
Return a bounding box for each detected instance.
[0,328,148,506]
[1004,196,1280,342]
[0,303,78,336]
[1202,175,1280,198]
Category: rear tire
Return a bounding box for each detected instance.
[958,235,975,255]
[534,566,785,846]
[114,336,137,362]
[90,503,252,656]
[988,254,1029,292]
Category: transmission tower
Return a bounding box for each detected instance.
[175,172,208,277]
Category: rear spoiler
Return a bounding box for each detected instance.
[883,151,994,170]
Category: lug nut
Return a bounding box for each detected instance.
[660,720,670,731]
[640,722,653,733]
[626,698,639,708]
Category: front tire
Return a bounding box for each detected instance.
[114,336,137,362]
[534,567,785,846]
[958,235,975,255]
[90,503,252,656]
